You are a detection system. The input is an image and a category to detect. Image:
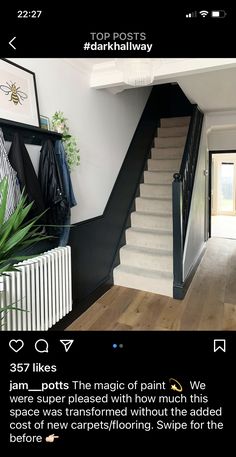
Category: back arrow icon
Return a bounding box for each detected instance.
[9,37,16,50]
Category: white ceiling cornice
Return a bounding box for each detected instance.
[63,58,236,111]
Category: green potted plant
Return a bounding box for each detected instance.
[51,111,80,171]
[0,176,50,323]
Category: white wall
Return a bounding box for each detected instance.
[10,58,150,222]
[207,111,236,150]
[183,120,207,280]
[183,110,236,280]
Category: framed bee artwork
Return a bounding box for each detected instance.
[0,58,40,127]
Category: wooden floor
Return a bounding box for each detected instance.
[67,238,236,331]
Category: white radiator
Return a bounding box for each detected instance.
[0,246,72,331]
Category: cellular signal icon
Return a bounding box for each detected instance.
[186,11,197,18]
[199,10,209,17]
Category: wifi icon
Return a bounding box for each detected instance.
[199,10,209,17]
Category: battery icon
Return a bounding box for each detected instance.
[211,10,227,18]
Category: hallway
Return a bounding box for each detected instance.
[211,215,236,239]
[67,237,236,331]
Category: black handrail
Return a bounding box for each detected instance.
[172,105,204,292]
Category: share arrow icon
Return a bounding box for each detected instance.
[60,340,74,352]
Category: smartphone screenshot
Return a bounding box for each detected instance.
[0,5,235,451]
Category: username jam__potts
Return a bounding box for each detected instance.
[9,381,67,392]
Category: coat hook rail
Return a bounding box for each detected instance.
[0,118,62,145]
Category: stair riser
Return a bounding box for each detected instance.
[140,184,171,198]
[120,248,173,273]
[155,137,186,148]
[144,171,174,184]
[131,212,172,231]
[151,148,183,160]
[136,197,172,214]
[113,269,173,296]
[148,159,180,171]
[161,117,190,128]
[158,126,188,137]
[126,229,172,250]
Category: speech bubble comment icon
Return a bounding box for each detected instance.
[35,339,49,353]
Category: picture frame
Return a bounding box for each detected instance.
[0,58,40,127]
[40,115,50,130]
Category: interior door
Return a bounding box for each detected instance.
[212,154,236,216]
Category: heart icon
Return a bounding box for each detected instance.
[9,339,24,352]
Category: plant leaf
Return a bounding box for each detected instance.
[2,221,37,253]
[0,177,52,278]
[0,196,28,248]
[12,201,34,230]
[0,177,8,225]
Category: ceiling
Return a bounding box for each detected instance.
[65,58,236,113]
[177,67,236,112]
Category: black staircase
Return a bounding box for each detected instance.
[53,83,193,329]
[172,105,204,299]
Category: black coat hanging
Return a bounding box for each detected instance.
[8,132,45,220]
[38,139,69,236]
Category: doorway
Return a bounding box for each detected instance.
[209,151,236,239]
